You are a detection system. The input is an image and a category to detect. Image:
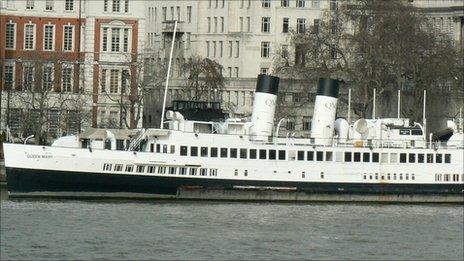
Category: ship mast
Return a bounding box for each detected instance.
[160,21,178,129]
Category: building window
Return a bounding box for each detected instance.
[101,69,107,92]
[42,64,54,90]
[26,0,35,10]
[65,0,74,11]
[112,0,121,12]
[302,116,311,130]
[262,0,270,8]
[281,0,289,7]
[330,0,338,10]
[45,0,54,10]
[124,0,129,13]
[296,0,305,8]
[261,42,270,58]
[63,25,74,51]
[297,18,306,33]
[24,24,36,50]
[111,28,121,52]
[214,17,218,33]
[43,25,55,51]
[247,17,251,32]
[311,0,320,8]
[286,118,295,130]
[104,0,109,11]
[260,68,268,74]
[313,19,320,34]
[235,41,240,57]
[102,28,108,51]
[5,23,16,50]
[3,65,15,89]
[261,17,270,33]
[187,6,192,23]
[330,44,338,59]
[23,65,34,91]
[162,7,167,21]
[62,65,73,92]
[110,69,119,93]
[221,17,224,32]
[234,67,239,77]
[282,18,289,33]
[123,28,130,52]
[207,17,211,33]
[176,6,180,21]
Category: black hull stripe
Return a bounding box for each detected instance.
[6,168,463,197]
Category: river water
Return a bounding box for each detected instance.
[1,188,463,260]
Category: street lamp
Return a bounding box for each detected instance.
[120,70,130,129]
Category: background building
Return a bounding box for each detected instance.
[0,0,145,141]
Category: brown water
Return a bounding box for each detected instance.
[1,186,463,260]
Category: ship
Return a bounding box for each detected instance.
[3,75,464,203]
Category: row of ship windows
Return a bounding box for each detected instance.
[435,174,461,182]
[160,144,453,164]
[102,163,218,177]
[363,173,415,181]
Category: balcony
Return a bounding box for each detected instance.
[162,20,185,35]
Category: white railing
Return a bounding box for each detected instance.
[127,128,147,151]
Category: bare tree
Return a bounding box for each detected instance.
[182,55,225,102]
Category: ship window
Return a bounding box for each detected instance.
[393,173,397,180]
[427,153,433,163]
[452,174,459,182]
[158,166,166,174]
[344,152,352,162]
[150,143,154,152]
[244,170,248,176]
[372,153,379,163]
[288,150,296,160]
[103,163,112,171]
[114,164,123,172]
[444,154,451,163]
[234,169,238,176]
[390,153,398,163]
[409,153,416,163]
[200,168,207,176]
[369,175,372,180]
[147,166,156,173]
[316,151,323,161]
[412,174,415,180]
[381,153,388,163]
[240,148,248,159]
[444,174,450,181]
[354,152,361,162]
[201,147,208,157]
[436,154,442,163]
[169,167,177,174]
[156,144,161,153]
[375,173,378,180]
[269,150,276,160]
[405,173,409,180]
[220,148,228,158]
[170,145,175,154]
[363,175,366,180]
[190,146,198,156]
[435,174,441,181]
[387,173,391,180]
[325,152,333,161]
[362,153,370,162]
[335,152,343,162]
[278,150,286,160]
[399,173,403,180]
[210,169,218,176]
[180,146,188,156]
[297,151,305,161]
[307,151,314,161]
[136,165,145,173]
[230,148,238,158]
[381,175,384,180]
[179,167,187,175]
[320,172,324,179]
[163,145,168,153]
[418,153,424,163]
[250,149,257,159]
[211,147,218,157]
[411,129,423,135]
[400,153,407,163]
[125,165,134,172]
[189,168,197,176]
[302,172,305,178]
[259,149,267,159]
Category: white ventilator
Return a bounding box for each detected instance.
[249,74,280,140]
[310,78,340,145]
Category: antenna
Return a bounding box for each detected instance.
[397,89,401,119]
[373,88,376,119]
[160,20,178,129]
[347,88,351,123]
[423,90,427,136]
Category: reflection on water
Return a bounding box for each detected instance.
[0,183,7,200]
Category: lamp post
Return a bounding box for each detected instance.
[120,70,129,129]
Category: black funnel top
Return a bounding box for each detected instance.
[256,74,279,95]
[317,78,340,98]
